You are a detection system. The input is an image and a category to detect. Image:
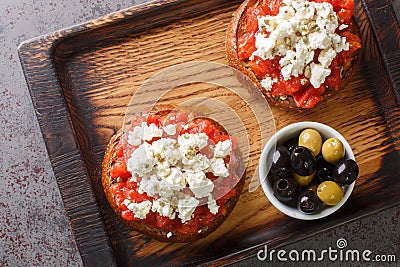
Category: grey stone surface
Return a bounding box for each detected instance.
[0,0,398,266]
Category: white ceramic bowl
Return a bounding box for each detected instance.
[259,121,355,220]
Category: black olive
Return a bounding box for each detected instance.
[290,146,316,176]
[273,177,299,203]
[270,145,291,178]
[298,190,321,214]
[284,137,298,153]
[333,159,359,185]
[316,155,334,182]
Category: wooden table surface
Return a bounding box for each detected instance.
[1,0,399,266]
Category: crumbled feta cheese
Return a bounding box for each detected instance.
[128,125,144,146]
[339,24,348,30]
[318,48,337,68]
[156,161,171,177]
[252,0,350,89]
[310,62,331,88]
[152,199,176,219]
[177,193,199,223]
[167,232,173,238]
[207,194,219,215]
[181,153,211,171]
[126,200,152,219]
[261,77,278,91]
[164,124,176,135]
[138,174,160,197]
[210,158,229,178]
[123,199,131,207]
[128,122,163,146]
[163,167,186,190]
[186,171,214,198]
[143,123,163,141]
[126,143,154,177]
[157,138,180,165]
[178,133,209,152]
[214,139,232,158]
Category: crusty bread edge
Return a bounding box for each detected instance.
[225,0,362,109]
[102,106,245,243]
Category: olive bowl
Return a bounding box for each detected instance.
[259,121,356,220]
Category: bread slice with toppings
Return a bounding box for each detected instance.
[102,105,245,242]
[226,0,362,109]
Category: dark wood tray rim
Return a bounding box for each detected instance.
[18,0,400,266]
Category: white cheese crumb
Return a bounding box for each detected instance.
[339,24,348,30]
[143,123,163,141]
[167,232,173,238]
[138,174,160,197]
[261,77,278,91]
[152,199,176,219]
[310,62,331,88]
[126,200,152,219]
[318,48,337,68]
[210,158,229,178]
[177,193,199,223]
[164,124,176,135]
[214,139,232,158]
[207,194,219,215]
[163,167,186,191]
[126,143,154,177]
[123,199,131,207]
[186,171,214,198]
[128,125,144,146]
[178,133,209,153]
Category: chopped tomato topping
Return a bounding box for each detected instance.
[340,31,362,53]
[238,32,256,60]
[130,115,147,127]
[156,214,171,228]
[247,57,273,78]
[114,140,124,158]
[126,188,150,203]
[337,8,353,23]
[162,111,189,125]
[262,0,282,16]
[182,118,222,143]
[121,210,139,221]
[115,193,128,210]
[110,157,131,180]
[331,0,354,12]
[337,31,362,68]
[245,6,267,33]
[146,113,162,127]
[111,182,125,194]
[293,87,322,109]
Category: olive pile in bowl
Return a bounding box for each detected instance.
[259,122,359,220]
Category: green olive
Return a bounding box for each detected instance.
[293,170,315,187]
[322,138,345,164]
[298,129,322,156]
[317,181,343,205]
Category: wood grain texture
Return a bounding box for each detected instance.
[18,0,400,266]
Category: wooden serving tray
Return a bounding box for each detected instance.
[19,0,400,266]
